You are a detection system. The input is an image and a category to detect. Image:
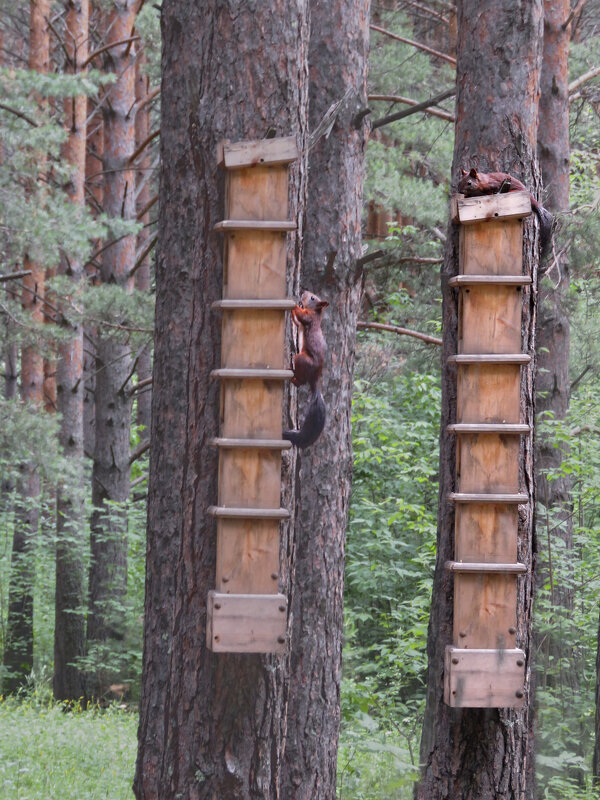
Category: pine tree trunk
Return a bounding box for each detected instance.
[417,1,543,797]
[279,2,370,797]
[3,0,51,694]
[134,2,308,796]
[53,0,89,702]
[536,0,573,647]
[87,0,137,694]
[134,53,153,435]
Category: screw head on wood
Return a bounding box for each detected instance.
[222,576,230,583]
[515,690,524,699]
[271,573,278,580]
[516,659,524,667]
[459,631,467,638]
[279,605,286,612]
[452,658,459,665]
[277,636,285,644]
[508,626,516,634]
[214,635,220,642]
[214,603,221,610]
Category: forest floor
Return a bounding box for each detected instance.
[0,697,136,799]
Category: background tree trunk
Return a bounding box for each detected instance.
[134,2,308,797]
[417,1,543,797]
[87,0,137,695]
[3,0,51,694]
[53,0,89,702]
[280,1,370,796]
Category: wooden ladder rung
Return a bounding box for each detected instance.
[449,274,532,287]
[445,560,526,574]
[211,368,294,380]
[210,437,293,450]
[448,492,528,504]
[448,354,531,365]
[212,299,297,310]
[208,505,290,519]
[448,423,530,434]
[214,220,297,232]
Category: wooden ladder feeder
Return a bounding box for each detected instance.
[207,136,298,654]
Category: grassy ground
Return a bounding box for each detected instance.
[0,696,137,800]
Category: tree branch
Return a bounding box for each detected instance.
[370,23,456,65]
[369,94,455,122]
[357,320,442,346]
[128,128,160,164]
[129,439,150,465]
[0,102,39,128]
[568,64,600,95]
[371,88,455,130]
[0,270,32,283]
[562,0,587,30]
[82,36,141,68]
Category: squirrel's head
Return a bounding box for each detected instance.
[458,167,479,191]
[299,290,329,314]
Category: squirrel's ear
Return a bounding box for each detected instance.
[469,167,478,178]
[316,300,329,311]
[461,168,468,176]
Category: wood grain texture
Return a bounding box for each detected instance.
[457,433,520,493]
[224,230,288,299]
[221,380,285,438]
[216,519,281,594]
[444,647,526,708]
[219,449,282,509]
[453,573,518,649]
[460,285,524,354]
[456,191,531,224]
[455,504,518,562]
[459,220,524,275]
[456,363,521,423]
[206,591,287,653]
[219,136,298,169]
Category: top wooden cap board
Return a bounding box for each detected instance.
[217,137,298,169]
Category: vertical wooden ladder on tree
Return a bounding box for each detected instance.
[444,191,533,707]
[206,136,298,653]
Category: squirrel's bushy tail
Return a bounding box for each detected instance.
[283,388,326,449]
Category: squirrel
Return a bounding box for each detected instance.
[457,168,554,259]
[283,290,329,449]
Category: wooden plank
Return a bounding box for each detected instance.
[224,230,287,299]
[209,506,289,519]
[449,354,530,364]
[216,518,281,594]
[212,368,293,380]
[449,492,528,503]
[220,380,285,439]
[449,275,531,286]
[453,573,518,648]
[444,646,525,708]
[215,220,296,232]
[456,191,531,224]
[206,591,287,653]
[445,561,526,573]
[454,504,518,562]
[457,363,521,424]
[460,285,523,354]
[213,299,296,310]
[457,433,520,493]
[459,219,524,275]
[449,423,529,434]
[220,309,286,371]
[228,166,289,221]
[218,136,298,169]
[218,449,283,508]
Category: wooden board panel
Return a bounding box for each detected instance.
[456,192,531,225]
[457,433,520,493]
[455,504,518,563]
[228,166,289,220]
[219,136,298,169]
[207,591,287,653]
[460,285,523,354]
[216,518,280,594]
[224,230,288,299]
[221,309,285,370]
[221,380,284,439]
[459,219,523,275]
[218,449,282,508]
[457,363,521,423]
[444,646,525,708]
[453,573,518,649]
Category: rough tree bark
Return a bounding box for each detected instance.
[536,0,573,668]
[280,1,370,797]
[134,2,308,798]
[87,0,137,695]
[53,0,89,702]
[134,51,153,435]
[417,1,543,798]
[3,0,51,694]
